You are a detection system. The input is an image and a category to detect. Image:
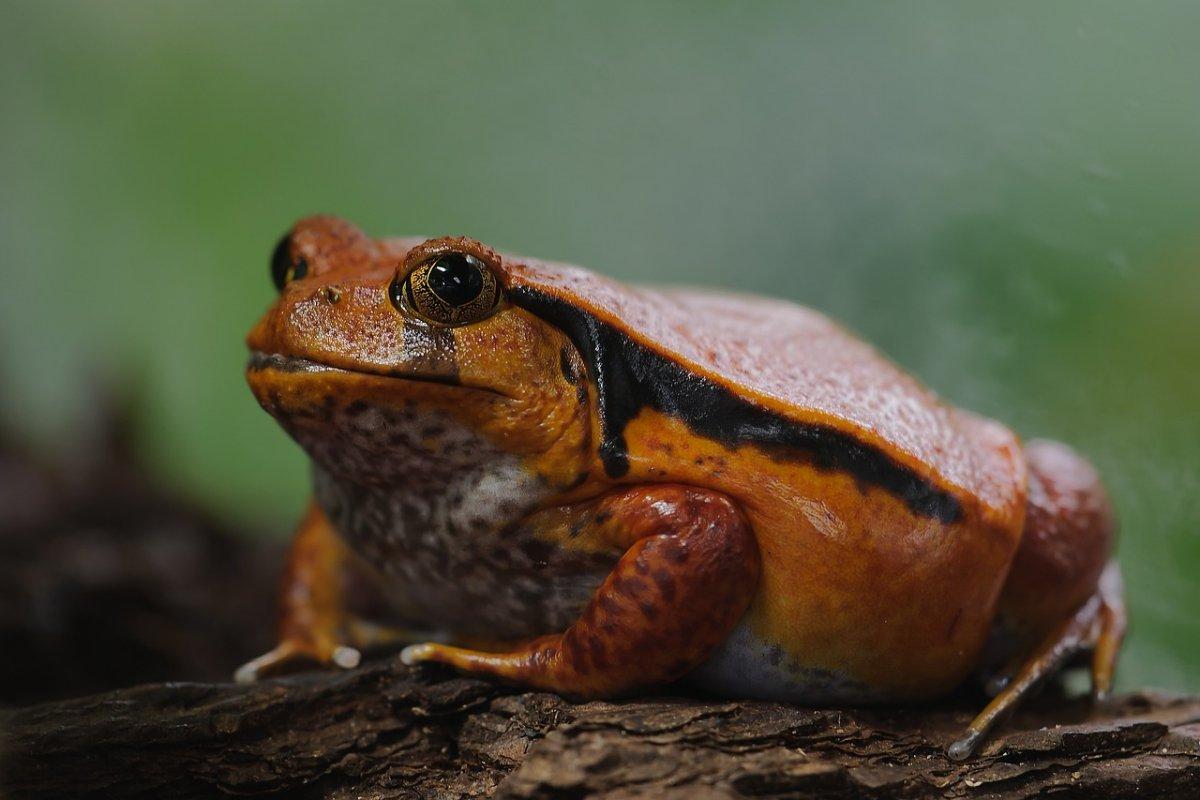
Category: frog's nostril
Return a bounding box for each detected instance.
[323,285,343,305]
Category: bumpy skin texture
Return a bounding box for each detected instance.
[402,485,759,697]
[240,216,1122,757]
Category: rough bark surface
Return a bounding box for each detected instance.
[2,408,1200,799]
[4,661,1200,799]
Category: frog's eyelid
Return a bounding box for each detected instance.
[402,237,501,276]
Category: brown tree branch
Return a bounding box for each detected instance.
[3,660,1200,799]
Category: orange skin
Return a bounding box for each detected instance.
[239,216,1124,758]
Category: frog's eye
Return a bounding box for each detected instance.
[270,233,309,291]
[391,252,501,326]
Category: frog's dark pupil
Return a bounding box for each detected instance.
[427,254,484,306]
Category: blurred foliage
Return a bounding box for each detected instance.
[1,2,1197,690]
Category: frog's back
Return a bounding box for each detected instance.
[502,256,1023,523]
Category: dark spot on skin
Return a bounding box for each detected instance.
[565,637,590,670]
[594,511,612,525]
[613,575,645,598]
[565,470,590,491]
[587,639,609,669]
[521,538,555,565]
[515,585,544,607]
[428,544,450,575]
[664,546,689,565]
[638,600,658,620]
[568,518,587,538]
[346,400,368,416]
[598,594,621,616]
[651,570,677,603]
[510,287,963,524]
[500,521,529,541]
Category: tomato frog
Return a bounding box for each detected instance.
[238,216,1124,759]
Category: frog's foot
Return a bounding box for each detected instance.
[234,618,420,684]
[401,485,760,698]
[948,562,1126,761]
[234,637,362,684]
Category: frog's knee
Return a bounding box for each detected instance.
[998,439,1115,646]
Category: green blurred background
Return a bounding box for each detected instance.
[1,3,1197,691]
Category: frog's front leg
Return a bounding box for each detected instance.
[401,485,761,697]
[235,500,381,683]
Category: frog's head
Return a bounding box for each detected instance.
[246,216,593,490]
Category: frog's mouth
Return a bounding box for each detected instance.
[246,351,505,396]
[247,352,340,374]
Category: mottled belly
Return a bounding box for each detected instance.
[315,469,617,641]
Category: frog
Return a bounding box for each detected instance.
[237,215,1124,759]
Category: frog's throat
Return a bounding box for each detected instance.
[246,348,594,496]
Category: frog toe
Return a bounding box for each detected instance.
[233,640,362,684]
[332,644,363,669]
[234,643,301,684]
[398,642,441,666]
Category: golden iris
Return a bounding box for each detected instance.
[391,252,500,325]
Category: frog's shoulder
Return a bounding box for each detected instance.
[502,255,1024,525]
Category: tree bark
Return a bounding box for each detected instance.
[3,660,1200,799]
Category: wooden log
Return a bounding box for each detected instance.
[4,660,1200,799]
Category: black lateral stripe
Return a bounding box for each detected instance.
[510,286,963,524]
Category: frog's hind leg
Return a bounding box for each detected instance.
[950,563,1125,760]
[949,439,1122,760]
[400,485,760,698]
